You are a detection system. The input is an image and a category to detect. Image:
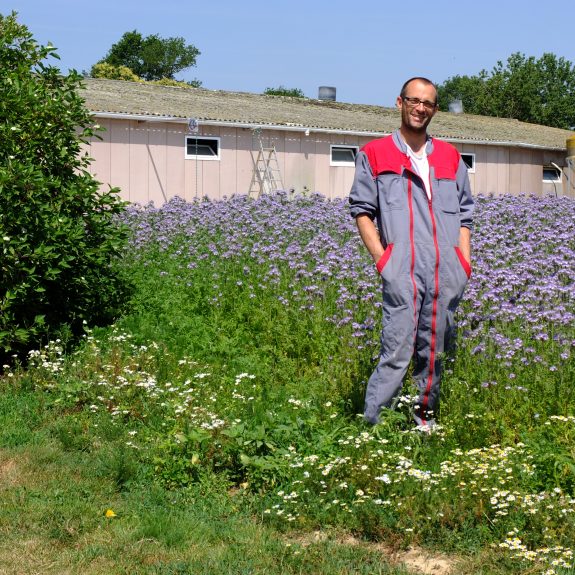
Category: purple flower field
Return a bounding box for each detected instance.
[464,195,575,363]
[121,192,575,377]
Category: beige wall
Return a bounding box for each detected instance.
[87,119,361,204]
[85,118,570,205]
[455,143,568,197]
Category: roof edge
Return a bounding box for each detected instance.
[91,111,567,151]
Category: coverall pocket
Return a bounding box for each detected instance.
[376,244,394,274]
[454,246,472,279]
[379,175,405,211]
[381,302,410,360]
[379,241,410,307]
[434,179,459,214]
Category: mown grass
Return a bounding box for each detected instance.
[1,192,575,574]
[1,395,418,574]
[0,388,419,575]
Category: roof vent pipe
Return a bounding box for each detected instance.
[448,99,464,114]
[318,86,336,101]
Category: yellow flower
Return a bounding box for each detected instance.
[105,509,117,518]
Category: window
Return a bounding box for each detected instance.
[543,166,561,182]
[461,153,475,173]
[185,136,220,160]
[330,145,358,166]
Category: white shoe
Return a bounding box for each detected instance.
[415,420,437,434]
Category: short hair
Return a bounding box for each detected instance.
[400,77,437,100]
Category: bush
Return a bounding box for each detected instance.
[90,63,202,88]
[263,86,305,98]
[150,77,202,89]
[0,13,130,363]
[90,62,141,82]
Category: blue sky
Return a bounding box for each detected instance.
[5,0,575,107]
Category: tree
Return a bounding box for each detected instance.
[264,86,305,98]
[437,52,575,129]
[93,30,201,84]
[435,72,489,114]
[0,12,130,363]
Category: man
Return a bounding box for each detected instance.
[349,77,474,429]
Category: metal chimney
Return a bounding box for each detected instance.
[318,86,336,101]
[448,99,464,114]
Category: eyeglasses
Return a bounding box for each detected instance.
[402,96,437,111]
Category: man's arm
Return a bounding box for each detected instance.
[356,214,385,265]
[350,149,386,269]
[456,156,474,265]
[459,226,471,265]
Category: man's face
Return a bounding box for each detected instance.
[397,80,438,134]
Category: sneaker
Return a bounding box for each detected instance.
[416,421,436,434]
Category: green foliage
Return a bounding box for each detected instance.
[0,13,130,362]
[151,77,202,89]
[94,29,201,83]
[90,61,141,81]
[91,62,202,89]
[264,85,306,98]
[437,52,575,129]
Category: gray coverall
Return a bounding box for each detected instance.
[349,130,474,426]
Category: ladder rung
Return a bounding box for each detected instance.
[249,135,284,198]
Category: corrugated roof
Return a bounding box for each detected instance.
[80,78,573,151]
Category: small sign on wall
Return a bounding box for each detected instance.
[187,118,199,134]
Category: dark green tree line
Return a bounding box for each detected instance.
[437,52,575,129]
[92,30,201,85]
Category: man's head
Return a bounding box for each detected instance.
[397,77,438,135]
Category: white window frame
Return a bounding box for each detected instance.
[330,144,358,167]
[461,153,476,173]
[185,136,221,161]
[542,165,562,182]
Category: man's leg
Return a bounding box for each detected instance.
[412,287,440,427]
[364,301,415,424]
[412,247,470,426]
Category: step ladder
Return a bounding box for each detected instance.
[249,128,284,199]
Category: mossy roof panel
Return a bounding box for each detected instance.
[81,78,573,150]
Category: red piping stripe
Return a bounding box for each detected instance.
[407,177,418,345]
[421,190,440,425]
[455,246,472,279]
[376,244,394,274]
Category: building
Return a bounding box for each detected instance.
[80,78,574,205]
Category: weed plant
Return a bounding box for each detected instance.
[2,192,575,574]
